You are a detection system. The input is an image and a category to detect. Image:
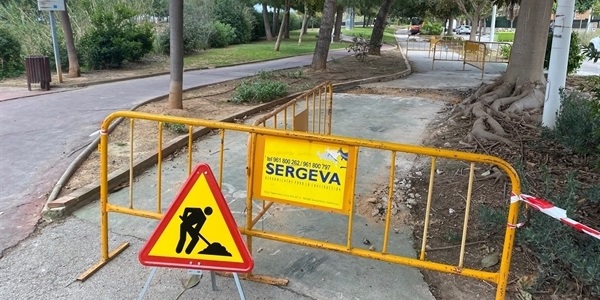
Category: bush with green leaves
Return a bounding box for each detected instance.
[214,0,256,45]
[209,21,235,48]
[78,5,154,69]
[0,26,24,79]
[544,31,584,75]
[544,88,600,155]
[499,44,511,59]
[41,38,69,72]
[421,22,443,35]
[516,171,600,297]
[230,80,287,103]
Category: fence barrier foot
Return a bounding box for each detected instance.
[78,242,130,282]
[216,272,289,286]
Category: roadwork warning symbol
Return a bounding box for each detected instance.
[138,163,253,272]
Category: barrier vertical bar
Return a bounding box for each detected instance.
[382,151,397,254]
[188,125,193,175]
[284,107,288,130]
[458,163,476,267]
[327,83,333,135]
[480,45,486,79]
[312,89,317,132]
[129,119,135,209]
[219,129,225,187]
[420,157,437,260]
[157,122,163,213]
[245,133,258,256]
[100,128,109,261]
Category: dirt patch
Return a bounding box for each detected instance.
[354,83,599,299]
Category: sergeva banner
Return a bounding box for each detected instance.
[252,135,357,214]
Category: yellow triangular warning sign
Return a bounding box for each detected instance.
[139,163,253,272]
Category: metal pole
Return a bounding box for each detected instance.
[48,11,63,83]
[233,273,247,300]
[490,5,497,42]
[542,0,575,128]
[586,8,593,34]
[137,267,158,300]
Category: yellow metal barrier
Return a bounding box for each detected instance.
[431,39,465,67]
[82,110,522,300]
[484,42,512,63]
[252,81,333,135]
[463,41,487,79]
[403,35,441,58]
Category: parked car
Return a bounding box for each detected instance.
[589,36,600,52]
[456,25,471,35]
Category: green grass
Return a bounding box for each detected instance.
[495,32,515,42]
[183,29,348,68]
[342,26,398,45]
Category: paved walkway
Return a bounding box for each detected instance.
[0,50,356,254]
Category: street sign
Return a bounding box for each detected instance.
[139,164,253,272]
[38,0,65,11]
[252,135,357,214]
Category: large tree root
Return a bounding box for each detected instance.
[453,80,545,148]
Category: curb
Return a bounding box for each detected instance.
[42,48,413,220]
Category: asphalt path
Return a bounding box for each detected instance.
[0,50,354,255]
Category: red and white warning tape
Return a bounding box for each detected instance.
[509,193,600,240]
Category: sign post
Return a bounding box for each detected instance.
[38,0,65,83]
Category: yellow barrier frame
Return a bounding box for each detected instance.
[463,41,487,79]
[82,108,521,299]
[252,81,333,135]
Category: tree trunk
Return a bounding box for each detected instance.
[369,0,393,55]
[452,0,554,148]
[274,0,290,51]
[303,16,310,33]
[58,0,79,78]
[333,4,344,42]
[262,2,273,41]
[284,2,291,39]
[273,8,279,35]
[363,15,367,27]
[505,0,553,86]
[168,0,184,109]
[311,0,336,70]
[298,0,309,45]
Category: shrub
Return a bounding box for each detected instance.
[41,38,69,72]
[545,88,600,155]
[214,0,256,44]
[421,22,443,35]
[209,21,235,48]
[499,44,511,59]
[0,26,24,79]
[346,35,370,61]
[582,43,599,63]
[517,171,600,297]
[544,31,584,75]
[79,5,154,69]
[230,80,287,103]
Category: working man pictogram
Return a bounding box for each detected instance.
[176,206,232,256]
